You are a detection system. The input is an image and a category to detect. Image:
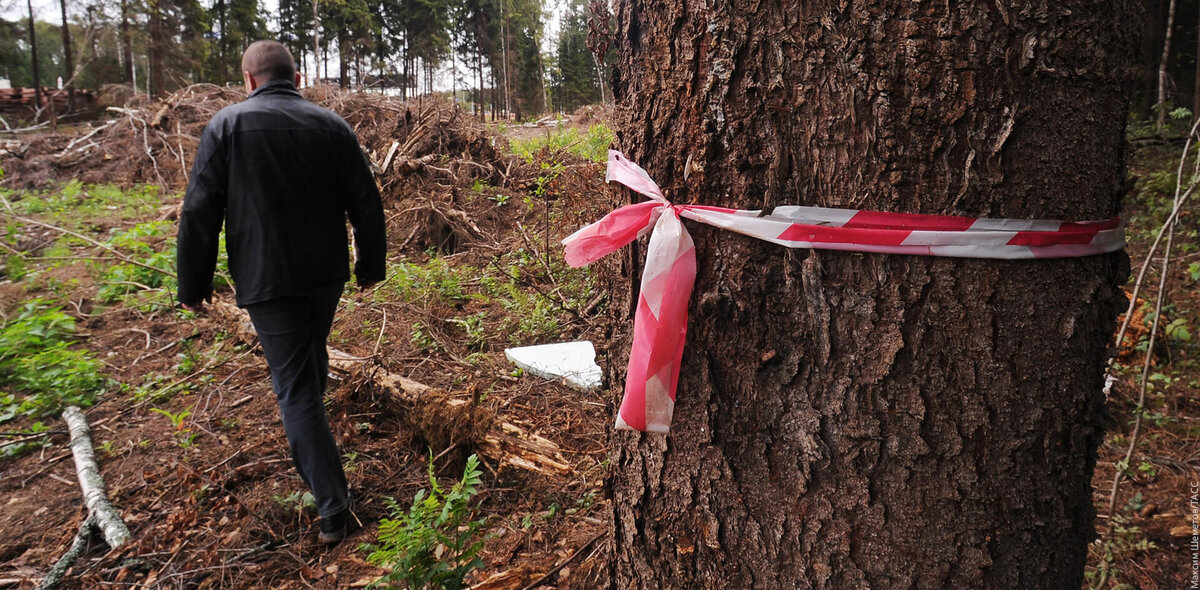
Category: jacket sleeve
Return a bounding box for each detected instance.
[176,120,228,304]
[342,131,387,284]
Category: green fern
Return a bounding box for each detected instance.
[363,454,488,590]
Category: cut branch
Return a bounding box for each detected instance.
[35,516,95,590]
[62,406,131,548]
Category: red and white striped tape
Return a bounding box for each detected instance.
[563,151,1125,432]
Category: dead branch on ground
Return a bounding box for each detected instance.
[208,300,571,477]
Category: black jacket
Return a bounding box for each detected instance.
[176,80,386,307]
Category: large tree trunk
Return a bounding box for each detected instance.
[58,0,74,113]
[120,0,133,85]
[1194,3,1199,126]
[27,0,40,111]
[148,0,165,98]
[216,0,228,83]
[311,0,321,82]
[1156,0,1177,133]
[338,34,349,88]
[606,2,1137,589]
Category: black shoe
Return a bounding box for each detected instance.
[318,507,355,545]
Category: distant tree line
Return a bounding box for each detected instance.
[0,0,610,118]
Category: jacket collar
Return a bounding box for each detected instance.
[249,79,301,99]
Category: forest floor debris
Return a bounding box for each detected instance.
[0,84,618,589]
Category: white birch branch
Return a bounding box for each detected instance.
[62,406,130,548]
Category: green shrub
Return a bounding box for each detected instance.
[379,258,469,306]
[0,299,109,424]
[363,454,488,590]
[95,221,177,308]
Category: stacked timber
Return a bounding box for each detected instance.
[0,87,98,122]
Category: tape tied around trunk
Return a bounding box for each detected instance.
[562,150,1125,433]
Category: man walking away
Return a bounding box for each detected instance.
[176,40,386,544]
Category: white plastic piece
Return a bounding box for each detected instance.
[505,341,602,391]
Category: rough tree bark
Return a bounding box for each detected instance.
[606,2,1137,589]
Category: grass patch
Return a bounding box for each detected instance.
[8,181,164,227]
[377,257,475,307]
[508,124,613,164]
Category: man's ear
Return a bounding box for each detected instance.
[243,71,259,92]
[294,71,302,88]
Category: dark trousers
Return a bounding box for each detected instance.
[245,283,348,518]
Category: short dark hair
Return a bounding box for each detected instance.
[241,40,296,82]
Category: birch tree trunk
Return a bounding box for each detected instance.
[606,2,1138,588]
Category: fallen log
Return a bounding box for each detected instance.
[62,406,131,548]
[208,300,571,477]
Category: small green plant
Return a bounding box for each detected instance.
[448,313,488,351]
[363,454,488,590]
[0,420,51,459]
[150,407,190,430]
[150,407,198,449]
[273,490,317,513]
[410,322,439,351]
[532,161,565,202]
[1135,461,1157,478]
[1164,317,1191,343]
[1086,518,1157,590]
[96,438,120,458]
